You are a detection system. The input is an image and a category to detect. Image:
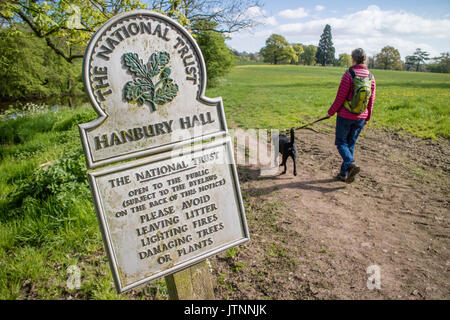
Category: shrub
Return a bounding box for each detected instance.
[0,104,57,144]
[52,108,97,132]
[3,149,89,220]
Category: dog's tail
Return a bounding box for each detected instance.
[290,127,295,145]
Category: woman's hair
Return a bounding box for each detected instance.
[351,48,366,64]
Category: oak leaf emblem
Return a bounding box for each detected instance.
[122,51,179,111]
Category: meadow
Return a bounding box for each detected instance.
[0,65,449,299]
[208,65,450,139]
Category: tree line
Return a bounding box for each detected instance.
[369,47,449,73]
[259,25,449,73]
[1,2,448,101]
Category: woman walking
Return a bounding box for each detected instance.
[326,48,376,183]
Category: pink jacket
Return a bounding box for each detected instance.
[327,64,376,122]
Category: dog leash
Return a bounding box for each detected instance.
[280,116,329,133]
[295,116,330,130]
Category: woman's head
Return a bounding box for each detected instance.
[351,48,366,65]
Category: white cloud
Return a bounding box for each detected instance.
[278,7,308,19]
[315,5,325,12]
[275,5,449,57]
[277,6,450,38]
[244,6,265,18]
[228,5,449,57]
[263,16,278,26]
[243,6,278,27]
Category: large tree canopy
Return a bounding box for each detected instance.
[260,34,296,65]
[0,0,261,63]
[0,24,84,99]
[301,45,317,65]
[0,0,148,62]
[290,43,318,65]
[375,46,402,70]
[338,53,351,68]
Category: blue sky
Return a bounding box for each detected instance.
[227,0,450,59]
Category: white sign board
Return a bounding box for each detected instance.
[79,10,249,293]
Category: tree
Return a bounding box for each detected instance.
[428,52,450,73]
[248,53,261,62]
[192,20,234,87]
[0,0,147,63]
[404,55,417,71]
[375,46,402,70]
[407,48,430,72]
[0,24,83,99]
[0,1,260,99]
[338,53,352,67]
[316,24,335,66]
[292,43,304,65]
[301,45,317,65]
[233,50,261,64]
[260,34,296,65]
[0,0,262,63]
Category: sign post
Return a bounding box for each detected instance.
[79,10,249,297]
[165,260,215,300]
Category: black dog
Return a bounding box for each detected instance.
[278,128,298,176]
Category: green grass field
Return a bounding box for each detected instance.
[0,65,449,299]
[207,65,450,139]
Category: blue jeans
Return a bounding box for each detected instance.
[335,115,365,176]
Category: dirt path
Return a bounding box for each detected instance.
[211,126,450,300]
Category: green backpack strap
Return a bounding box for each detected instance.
[348,68,356,79]
[348,67,373,80]
[344,68,356,110]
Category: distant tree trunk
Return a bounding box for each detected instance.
[67,46,72,92]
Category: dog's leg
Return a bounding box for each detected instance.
[279,152,285,167]
[282,155,287,174]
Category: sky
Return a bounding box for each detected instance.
[227,0,450,59]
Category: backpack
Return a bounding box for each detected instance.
[344,68,373,114]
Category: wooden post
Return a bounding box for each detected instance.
[165,260,215,300]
